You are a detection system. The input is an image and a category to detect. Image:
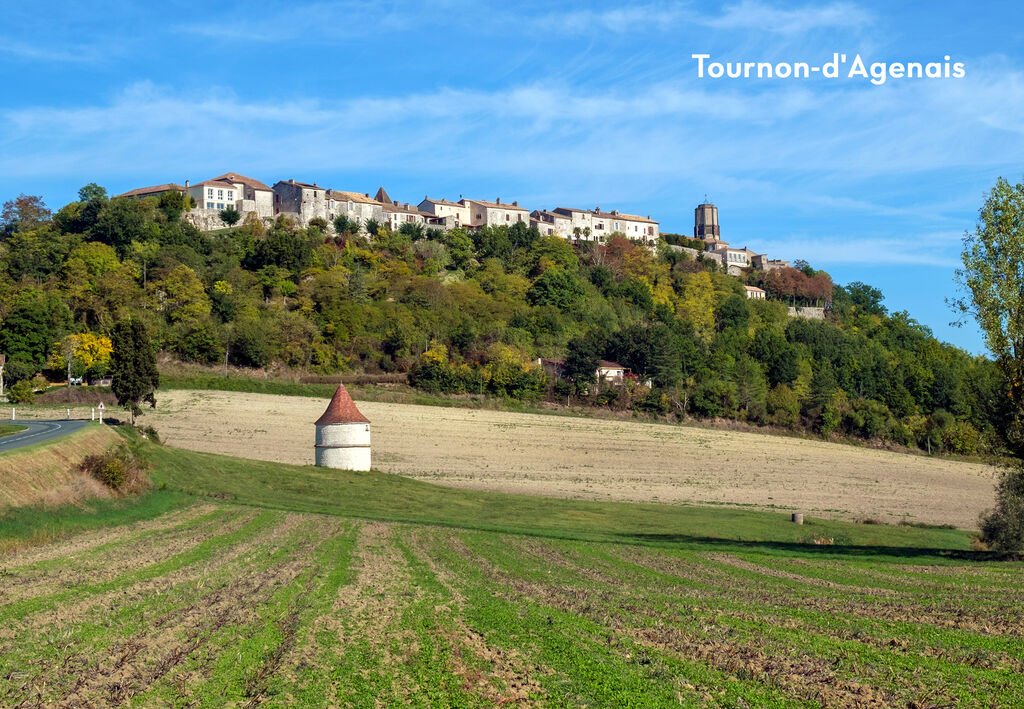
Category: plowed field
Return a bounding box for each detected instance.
[143,389,997,528]
[2,503,1022,707]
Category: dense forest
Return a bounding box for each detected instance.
[0,186,1010,455]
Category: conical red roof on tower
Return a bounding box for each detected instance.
[315,384,370,425]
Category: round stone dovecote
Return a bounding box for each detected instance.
[314,384,371,471]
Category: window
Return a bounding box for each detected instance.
[217,203,224,210]
[227,191,233,200]
[217,190,224,199]
[505,214,510,221]
[476,213,482,220]
[207,202,214,209]
[207,189,213,198]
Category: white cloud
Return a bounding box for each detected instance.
[544,1,872,36]
[756,232,963,267]
[706,0,873,35]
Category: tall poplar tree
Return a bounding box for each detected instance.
[955,176,1024,549]
[110,319,159,424]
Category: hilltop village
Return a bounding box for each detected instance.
[119,172,790,280]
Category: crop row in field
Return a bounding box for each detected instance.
[2,502,1022,707]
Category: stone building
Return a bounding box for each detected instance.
[273,179,328,224]
[314,384,371,471]
[530,209,572,237]
[117,183,186,200]
[694,201,720,239]
[375,187,430,232]
[418,197,471,229]
[463,198,528,228]
[327,190,385,233]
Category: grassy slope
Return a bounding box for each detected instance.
[128,429,974,557]
[0,424,27,438]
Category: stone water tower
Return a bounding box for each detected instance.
[694,201,720,240]
[314,384,371,471]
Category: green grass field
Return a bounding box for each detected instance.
[0,423,27,438]
[0,428,1021,707]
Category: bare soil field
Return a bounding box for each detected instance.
[141,390,998,528]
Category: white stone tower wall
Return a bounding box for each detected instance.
[315,422,371,471]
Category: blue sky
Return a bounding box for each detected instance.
[4,1,1024,354]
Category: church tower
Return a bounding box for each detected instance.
[694,201,720,240]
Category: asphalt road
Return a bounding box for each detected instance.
[0,419,92,453]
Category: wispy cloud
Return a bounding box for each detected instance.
[756,232,963,267]
[706,0,873,35]
[544,0,873,36]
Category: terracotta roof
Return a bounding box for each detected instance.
[553,207,588,215]
[315,385,370,425]
[599,360,626,370]
[192,178,237,189]
[329,190,380,205]
[383,202,426,215]
[595,210,657,224]
[116,183,185,198]
[531,210,569,221]
[421,197,465,207]
[744,285,766,292]
[210,172,272,192]
[275,179,325,190]
[464,198,527,211]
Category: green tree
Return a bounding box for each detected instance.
[220,207,241,226]
[526,268,585,311]
[954,176,1024,549]
[78,183,108,202]
[563,334,601,395]
[110,318,159,424]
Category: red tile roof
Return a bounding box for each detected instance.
[210,172,272,192]
[315,385,370,425]
[116,183,186,198]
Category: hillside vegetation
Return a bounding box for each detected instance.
[0,189,1008,457]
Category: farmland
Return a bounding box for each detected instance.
[2,482,1023,707]
[140,389,997,528]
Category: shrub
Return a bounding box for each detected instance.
[979,463,1024,552]
[79,445,150,495]
[7,380,35,404]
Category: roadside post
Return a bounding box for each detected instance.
[98,401,105,424]
[0,354,5,398]
[66,408,71,420]
[91,407,95,421]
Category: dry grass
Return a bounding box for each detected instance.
[141,390,999,528]
[0,426,123,509]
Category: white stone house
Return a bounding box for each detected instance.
[530,210,572,237]
[417,197,471,229]
[597,360,627,384]
[551,207,596,240]
[744,285,767,300]
[708,242,763,276]
[599,210,659,244]
[188,178,239,213]
[462,198,528,228]
[211,172,274,219]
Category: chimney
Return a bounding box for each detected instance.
[496,197,501,204]
[512,200,518,206]
[365,193,369,198]
[595,206,601,212]
[314,182,318,187]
